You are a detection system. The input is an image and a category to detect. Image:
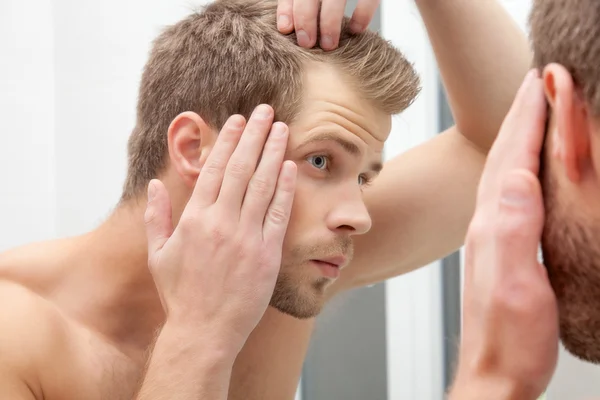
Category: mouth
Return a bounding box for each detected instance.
[313,256,347,269]
[309,256,348,279]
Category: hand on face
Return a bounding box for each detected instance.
[143,105,297,359]
[277,0,380,50]
[450,71,559,400]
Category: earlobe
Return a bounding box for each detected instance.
[167,112,217,188]
[543,64,590,183]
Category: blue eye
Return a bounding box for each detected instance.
[307,155,329,170]
[358,174,374,187]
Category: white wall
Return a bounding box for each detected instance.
[0,0,56,250]
[1,0,201,248]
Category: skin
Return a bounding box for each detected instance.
[0,0,533,399]
[449,71,559,400]
[539,63,600,364]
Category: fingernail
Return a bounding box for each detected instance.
[230,115,245,129]
[278,15,291,30]
[147,181,156,202]
[321,35,334,50]
[296,30,310,47]
[349,21,363,33]
[254,104,272,120]
[272,122,288,137]
[501,172,534,206]
[524,69,537,85]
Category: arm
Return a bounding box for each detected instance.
[134,323,235,400]
[416,0,532,151]
[0,375,36,400]
[0,281,56,400]
[138,106,295,399]
[335,0,533,289]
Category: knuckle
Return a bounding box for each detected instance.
[267,206,289,225]
[204,214,230,239]
[227,160,251,180]
[249,175,274,196]
[491,277,538,317]
[178,214,201,235]
[144,207,157,226]
[466,213,490,244]
[227,160,251,179]
[237,239,258,261]
[494,212,529,244]
[202,160,223,177]
[208,224,229,245]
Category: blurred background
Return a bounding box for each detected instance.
[0,0,597,398]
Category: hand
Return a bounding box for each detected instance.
[144,105,297,358]
[277,0,380,50]
[450,71,559,400]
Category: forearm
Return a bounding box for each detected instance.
[134,323,235,400]
[448,373,539,400]
[415,0,532,151]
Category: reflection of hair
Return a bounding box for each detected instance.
[121,0,420,200]
[530,0,600,114]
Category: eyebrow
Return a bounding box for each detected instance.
[297,132,384,173]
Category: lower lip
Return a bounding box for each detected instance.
[311,260,341,279]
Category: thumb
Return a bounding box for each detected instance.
[144,179,174,263]
[495,169,544,276]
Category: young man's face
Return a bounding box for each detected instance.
[540,66,600,362]
[269,63,392,319]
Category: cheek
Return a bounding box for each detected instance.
[284,178,326,236]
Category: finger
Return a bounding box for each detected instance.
[493,169,544,278]
[144,179,174,265]
[277,0,294,33]
[241,122,289,228]
[218,105,275,215]
[319,0,347,50]
[293,0,319,48]
[192,115,246,207]
[349,0,380,33]
[477,70,547,203]
[495,70,547,172]
[263,160,297,246]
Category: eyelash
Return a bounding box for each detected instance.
[306,153,375,188]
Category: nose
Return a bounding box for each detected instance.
[325,192,372,236]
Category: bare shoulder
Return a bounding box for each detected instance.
[0,279,68,399]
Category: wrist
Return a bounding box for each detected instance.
[159,320,239,367]
[449,371,533,400]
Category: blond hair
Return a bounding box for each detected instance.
[122,0,420,200]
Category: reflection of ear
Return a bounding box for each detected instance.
[543,63,591,183]
[167,112,217,188]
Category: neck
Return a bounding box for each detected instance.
[60,198,165,358]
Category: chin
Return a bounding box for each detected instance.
[269,274,330,319]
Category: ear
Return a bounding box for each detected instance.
[167,112,217,188]
[543,63,591,183]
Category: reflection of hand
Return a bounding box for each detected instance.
[450,71,559,400]
[144,105,297,359]
[277,0,380,50]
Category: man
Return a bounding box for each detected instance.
[449,1,600,398]
[0,0,531,399]
[448,70,558,400]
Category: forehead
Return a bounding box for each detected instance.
[289,61,392,149]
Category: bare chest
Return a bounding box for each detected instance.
[42,332,145,400]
